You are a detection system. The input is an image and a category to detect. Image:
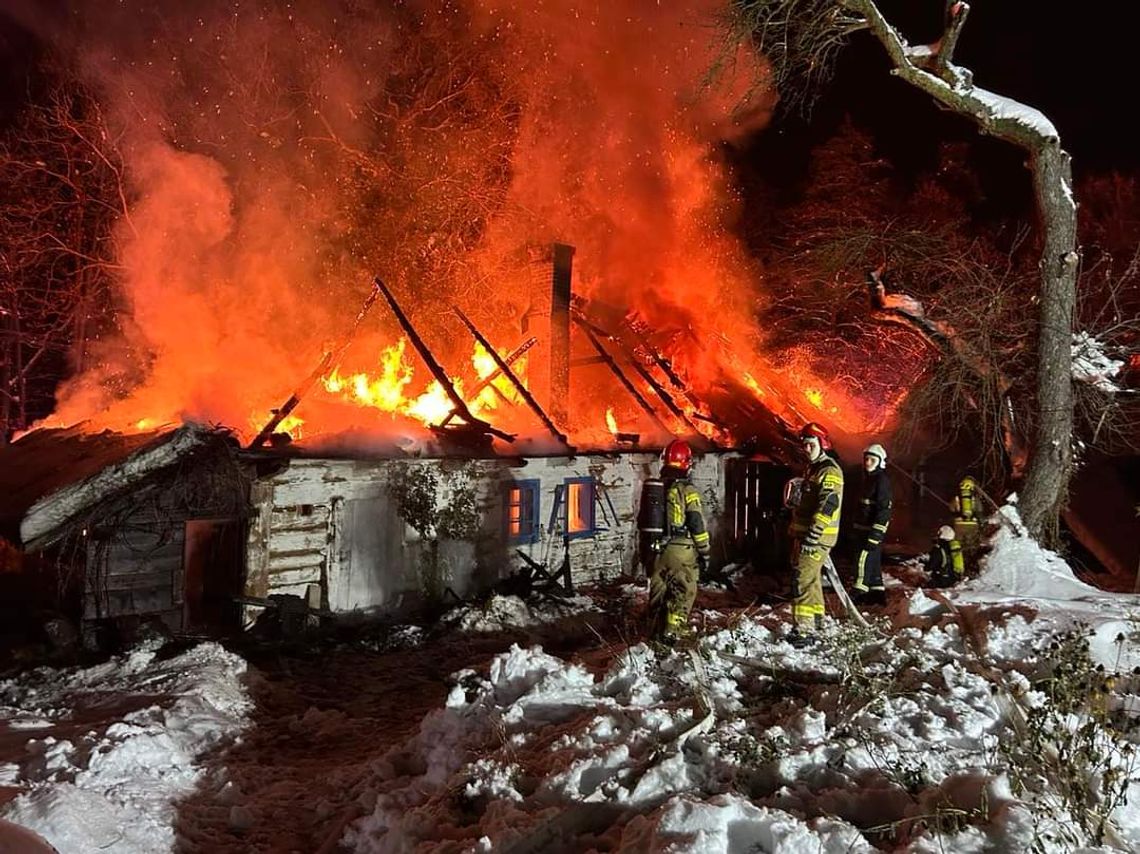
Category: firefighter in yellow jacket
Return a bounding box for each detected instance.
[788,422,844,648]
[952,475,982,567]
[649,438,711,645]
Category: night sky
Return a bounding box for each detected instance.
[0,1,1137,165]
[2,1,1137,191]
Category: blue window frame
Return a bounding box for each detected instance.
[505,480,541,544]
[563,477,597,539]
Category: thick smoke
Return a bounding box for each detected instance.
[28,0,773,438]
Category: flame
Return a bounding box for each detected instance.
[29,1,925,449]
[314,336,535,432]
[741,373,765,397]
[605,407,619,434]
[325,339,414,412]
[246,412,306,440]
[405,381,455,425]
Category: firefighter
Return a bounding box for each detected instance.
[648,438,711,646]
[787,422,844,648]
[927,525,965,587]
[852,442,892,605]
[952,475,982,566]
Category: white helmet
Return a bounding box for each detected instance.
[863,443,887,466]
[938,525,956,541]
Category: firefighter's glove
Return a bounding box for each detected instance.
[697,554,709,579]
[800,540,820,558]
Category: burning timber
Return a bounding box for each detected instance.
[0,423,800,645]
[0,247,808,644]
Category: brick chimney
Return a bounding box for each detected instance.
[521,243,574,427]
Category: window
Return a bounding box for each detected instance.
[505,480,541,544]
[564,477,597,539]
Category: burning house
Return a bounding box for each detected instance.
[1,244,804,643]
[0,2,914,645]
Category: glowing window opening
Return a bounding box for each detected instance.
[505,480,541,544]
[564,477,597,539]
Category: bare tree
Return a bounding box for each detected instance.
[728,0,1078,541]
[0,77,129,441]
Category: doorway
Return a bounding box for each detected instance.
[183,519,245,633]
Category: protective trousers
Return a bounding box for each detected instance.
[649,543,698,637]
[853,541,884,592]
[791,540,827,627]
[954,518,981,566]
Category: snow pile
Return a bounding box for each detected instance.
[443,593,598,632]
[344,594,1140,853]
[951,504,1140,670]
[0,640,251,853]
[958,510,1101,603]
[1072,331,1124,393]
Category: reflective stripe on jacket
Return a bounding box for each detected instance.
[928,539,965,577]
[854,467,892,541]
[790,455,844,547]
[665,478,710,556]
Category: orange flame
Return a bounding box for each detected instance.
[31,1,924,449]
[605,407,619,434]
[313,337,532,432]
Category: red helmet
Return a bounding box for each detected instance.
[663,438,693,472]
[799,422,831,449]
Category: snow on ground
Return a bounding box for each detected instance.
[0,639,250,853]
[344,513,1140,853]
[953,505,1140,672]
[442,593,600,633]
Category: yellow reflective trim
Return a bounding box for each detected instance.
[684,492,701,505]
[693,532,710,544]
[793,604,817,618]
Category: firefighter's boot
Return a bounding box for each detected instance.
[660,611,689,647]
[787,626,816,649]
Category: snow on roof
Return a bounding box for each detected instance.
[0,426,166,542]
[17,424,225,548]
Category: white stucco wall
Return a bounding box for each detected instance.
[244,450,734,616]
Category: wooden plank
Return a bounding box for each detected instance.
[268,529,328,554]
[267,565,323,585]
[267,555,325,576]
[245,481,274,599]
[265,580,322,599]
[375,276,513,442]
[95,573,175,593]
[453,307,571,449]
[250,279,383,449]
[85,587,174,618]
[104,548,181,573]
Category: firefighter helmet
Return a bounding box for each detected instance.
[799,422,831,449]
[863,443,887,467]
[938,525,956,541]
[663,438,693,472]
